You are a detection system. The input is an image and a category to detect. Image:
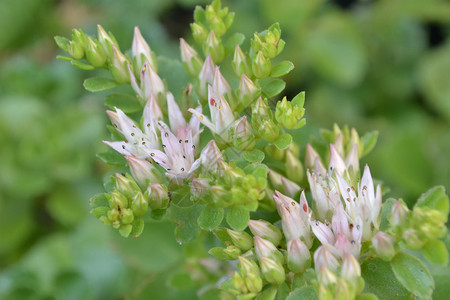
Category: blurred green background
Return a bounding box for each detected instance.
[0,0,449,298]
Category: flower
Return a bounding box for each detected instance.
[188,85,235,142]
[129,61,165,100]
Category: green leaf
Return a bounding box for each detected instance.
[83,77,117,92]
[97,150,126,166]
[130,217,145,238]
[212,227,232,243]
[361,258,411,299]
[416,186,449,220]
[208,247,228,260]
[56,55,72,62]
[422,239,449,266]
[198,204,224,231]
[270,61,294,77]
[193,5,205,23]
[70,60,95,70]
[379,198,396,232]
[355,294,378,300]
[169,203,204,244]
[391,252,434,299]
[90,193,109,208]
[261,78,286,98]
[169,271,195,290]
[291,91,305,107]
[53,271,93,300]
[255,286,277,300]
[243,149,265,162]
[119,224,132,237]
[225,32,245,56]
[91,207,109,218]
[54,36,70,52]
[361,131,378,157]
[226,206,249,231]
[105,93,142,113]
[274,133,292,150]
[286,286,317,300]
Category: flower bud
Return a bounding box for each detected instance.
[260,120,280,142]
[180,38,203,77]
[190,23,208,45]
[249,220,282,246]
[314,246,339,272]
[232,45,251,77]
[131,191,148,217]
[372,232,396,261]
[197,55,216,99]
[403,229,423,250]
[238,74,259,109]
[287,238,311,273]
[110,191,129,209]
[213,66,232,102]
[85,36,106,67]
[97,24,118,59]
[318,266,337,286]
[305,144,326,175]
[227,229,253,251]
[71,29,88,56]
[233,116,255,150]
[285,150,304,183]
[260,257,285,286]
[341,253,361,281]
[146,183,169,210]
[238,257,263,294]
[191,178,210,198]
[232,272,247,294]
[254,236,284,264]
[390,200,409,227]
[329,144,346,176]
[115,173,140,199]
[344,144,359,174]
[107,208,120,222]
[119,223,133,237]
[126,156,162,189]
[275,97,306,130]
[121,208,134,225]
[132,26,157,73]
[281,176,301,198]
[110,45,130,83]
[223,245,242,260]
[252,51,271,78]
[203,30,225,63]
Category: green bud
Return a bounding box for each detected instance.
[119,223,133,237]
[285,150,304,182]
[121,208,134,225]
[97,24,118,59]
[223,12,235,30]
[146,184,169,210]
[252,51,271,78]
[115,173,140,199]
[260,257,285,286]
[238,257,263,294]
[259,120,280,142]
[110,191,129,209]
[248,220,282,246]
[191,23,208,45]
[131,191,148,217]
[72,29,89,51]
[232,45,252,77]
[390,200,409,227]
[227,229,254,251]
[232,272,247,294]
[85,36,106,67]
[238,74,259,109]
[275,97,305,129]
[110,45,130,84]
[107,208,120,222]
[372,232,396,261]
[403,229,424,250]
[254,236,284,264]
[223,245,242,260]
[203,30,225,63]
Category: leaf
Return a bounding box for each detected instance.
[225,32,245,56]
[208,247,229,260]
[70,60,95,70]
[379,198,396,231]
[361,258,411,299]
[83,77,117,92]
[130,217,145,238]
[169,203,204,244]
[56,55,72,62]
[391,252,434,299]
[169,271,195,290]
[270,61,294,77]
[91,207,109,218]
[291,91,305,107]
[197,205,224,231]
[105,93,142,113]
[96,151,126,166]
[261,78,286,98]
[422,239,449,266]
[255,286,277,300]
[355,294,379,300]
[212,227,232,243]
[226,206,249,231]
[90,193,109,209]
[361,131,379,157]
[53,271,93,300]
[243,149,265,163]
[274,133,292,150]
[286,286,317,300]
[416,186,449,220]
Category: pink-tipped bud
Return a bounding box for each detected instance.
[146,183,169,210]
[314,245,339,273]
[249,220,282,246]
[305,144,326,175]
[132,26,156,73]
[197,55,215,100]
[191,178,210,198]
[285,150,304,183]
[233,116,255,150]
[329,144,346,176]
[372,232,396,261]
[341,253,361,281]
[287,238,311,273]
[254,236,284,264]
[390,200,409,227]
[126,156,162,189]
[180,38,203,77]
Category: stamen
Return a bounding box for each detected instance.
[151,153,155,157]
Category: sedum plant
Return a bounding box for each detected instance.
[55,1,449,299]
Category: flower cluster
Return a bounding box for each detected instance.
[56,0,449,299]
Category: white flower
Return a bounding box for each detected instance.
[188,85,235,142]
